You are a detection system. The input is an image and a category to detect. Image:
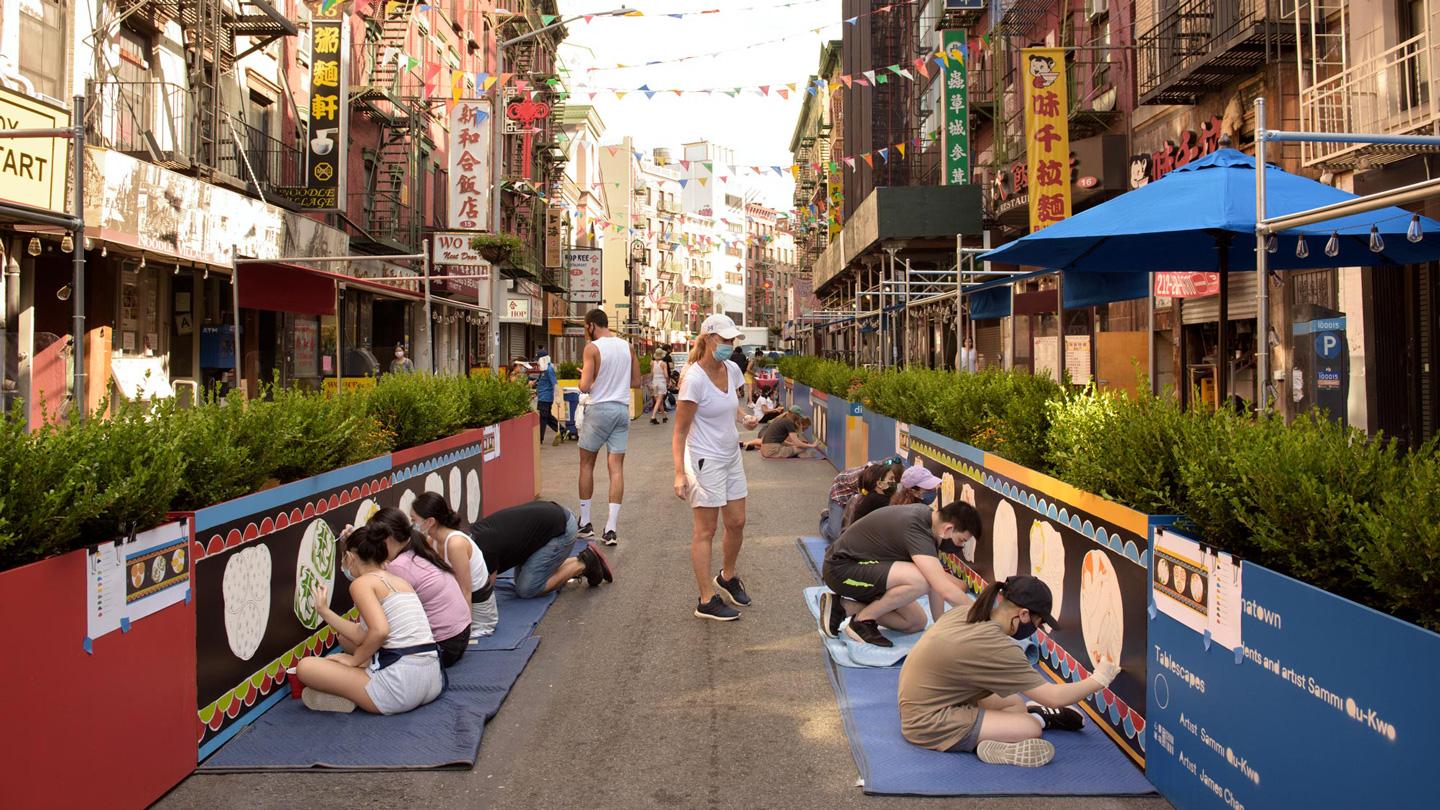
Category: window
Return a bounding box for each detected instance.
[18,0,65,100]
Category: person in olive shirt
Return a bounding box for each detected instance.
[897,575,1122,767]
[756,413,818,458]
[468,500,613,598]
[818,500,982,647]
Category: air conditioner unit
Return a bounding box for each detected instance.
[1085,0,1107,20]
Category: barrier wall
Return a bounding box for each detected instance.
[1146,528,1439,808]
[0,542,197,808]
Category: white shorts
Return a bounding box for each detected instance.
[684,450,748,508]
[365,652,443,715]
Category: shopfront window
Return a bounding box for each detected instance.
[116,264,163,358]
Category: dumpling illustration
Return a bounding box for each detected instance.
[294,520,337,630]
[223,545,272,661]
[1028,520,1066,621]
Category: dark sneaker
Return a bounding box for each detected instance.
[694,595,740,622]
[577,522,595,539]
[977,738,1055,767]
[818,590,845,638]
[1028,704,1085,732]
[843,618,893,648]
[714,573,751,607]
[580,541,613,585]
[602,529,618,547]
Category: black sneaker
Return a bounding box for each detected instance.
[584,541,612,584]
[694,595,740,621]
[843,618,893,647]
[577,522,595,539]
[714,573,751,607]
[818,591,845,638]
[1028,703,1086,732]
[602,529,618,546]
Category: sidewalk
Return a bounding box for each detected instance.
[160,419,1171,809]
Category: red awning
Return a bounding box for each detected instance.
[236,262,337,316]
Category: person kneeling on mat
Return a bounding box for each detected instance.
[818,500,982,647]
[897,575,1121,767]
[296,525,444,714]
[469,500,613,598]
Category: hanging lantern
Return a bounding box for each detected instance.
[1265,234,1277,254]
[1324,231,1340,257]
[1295,236,1309,259]
[1369,225,1384,253]
[1408,214,1423,243]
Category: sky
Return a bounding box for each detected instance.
[556,0,845,210]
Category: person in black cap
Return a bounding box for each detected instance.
[896,575,1122,768]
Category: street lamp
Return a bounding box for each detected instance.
[628,238,645,339]
[489,6,633,371]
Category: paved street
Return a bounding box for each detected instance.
[161,419,1171,810]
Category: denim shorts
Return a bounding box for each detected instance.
[579,401,630,454]
[513,508,579,598]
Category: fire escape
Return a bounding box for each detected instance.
[871,2,916,188]
[350,0,430,254]
[1136,0,1298,106]
[1289,0,1440,168]
[86,0,298,198]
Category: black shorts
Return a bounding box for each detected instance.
[822,558,894,604]
[437,626,471,668]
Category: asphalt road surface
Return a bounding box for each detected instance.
[161,416,1171,810]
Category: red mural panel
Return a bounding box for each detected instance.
[483,412,539,516]
[0,549,196,808]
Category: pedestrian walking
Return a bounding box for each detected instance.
[672,314,760,621]
[410,492,499,638]
[391,344,416,374]
[535,347,561,445]
[649,348,670,424]
[577,308,641,546]
[958,337,977,373]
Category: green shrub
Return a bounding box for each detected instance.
[1362,447,1440,630]
[365,372,471,449]
[556,360,581,379]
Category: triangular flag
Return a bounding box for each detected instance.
[607,145,621,156]
[878,147,889,163]
[423,63,441,96]
[862,153,874,168]
[680,160,691,170]
[702,162,713,173]
[475,71,488,88]
[615,91,627,100]
[698,177,708,187]
[896,143,906,157]
[843,157,856,169]
[679,179,689,188]
[863,70,876,84]
[759,86,769,95]
[805,86,817,96]
[541,14,557,25]
[673,90,683,97]
[639,84,656,99]
[584,14,594,22]
[840,75,853,88]
[845,16,858,25]
[777,88,790,99]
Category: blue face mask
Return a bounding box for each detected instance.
[713,344,735,363]
[919,489,938,505]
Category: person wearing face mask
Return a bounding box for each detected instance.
[756,413,820,459]
[535,347,561,445]
[897,575,1121,767]
[818,500,982,647]
[841,462,901,531]
[410,492,500,638]
[890,464,944,506]
[673,314,761,621]
[391,344,415,374]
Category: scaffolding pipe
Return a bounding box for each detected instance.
[1261,130,1440,146]
[1255,97,1271,413]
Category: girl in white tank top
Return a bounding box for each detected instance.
[412,492,499,637]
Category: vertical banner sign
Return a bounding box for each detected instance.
[285,6,348,210]
[448,99,493,230]
[1022,48,1070,232]
[565,247,603,304]
[544,206,564,268]
[941,32,969,186]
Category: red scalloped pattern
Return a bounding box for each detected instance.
[193,477,388,561]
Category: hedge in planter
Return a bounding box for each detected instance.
[0,373,531,571]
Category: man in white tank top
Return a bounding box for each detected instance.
[576,308,641,546]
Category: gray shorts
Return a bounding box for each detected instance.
[946,709,987,753]
[579,401,630,454]
[365,652,443,715]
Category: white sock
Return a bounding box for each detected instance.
[579,500,592,526]
[1027,713,1045,732]
[606,503,621,533]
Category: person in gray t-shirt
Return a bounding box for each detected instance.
[820,500,982,647]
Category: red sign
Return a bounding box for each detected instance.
[1130,115,1224,189]
[1154,272,1221,298]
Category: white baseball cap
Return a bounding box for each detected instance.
[700,313,742,340]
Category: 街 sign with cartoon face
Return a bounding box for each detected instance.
[278,8,349,210]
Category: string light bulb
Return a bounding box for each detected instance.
[1369,225,1385,253]
[1295,236,1309,259]
[1408,214,1423,243]
[1266,234,1277,254]
[60,233,73,253]
[1325,231,1340,257]
[27,237,41,256]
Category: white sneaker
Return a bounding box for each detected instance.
[976,738,1055,767]
[301,687,356,713]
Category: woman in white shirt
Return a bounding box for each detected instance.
[672,314,760,621]
[411,492,499,638]
[649,349,670,425]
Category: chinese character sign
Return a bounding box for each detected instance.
[1022,48,1070,233]
[544,206,564,269]
[565,248,603,304]
[941,32,969,186]
[448,99,493,230]
[280,10,348,210]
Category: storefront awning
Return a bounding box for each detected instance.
[236,261,426,316]
[969,286,1012,320]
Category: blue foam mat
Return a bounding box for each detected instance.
[197,637,540,772]
[473,579,558,651]
[824,655,1155,796]
[803,585,931,668]
[796,536,827,582]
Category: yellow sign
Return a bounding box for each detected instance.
[322,376,377,395]
[0,87,69,214]
[1022,48,1071,233]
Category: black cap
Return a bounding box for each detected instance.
[1001,575,1058,630]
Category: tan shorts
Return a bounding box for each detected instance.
[761,443,802,459]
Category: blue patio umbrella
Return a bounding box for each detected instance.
[980,149,1440,271]
[979,148,1440,406]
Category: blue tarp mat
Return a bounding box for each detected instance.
[197,637,540,772]
[473,579,558,651]
[804,585,930,668]
[825,655,1157,796]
